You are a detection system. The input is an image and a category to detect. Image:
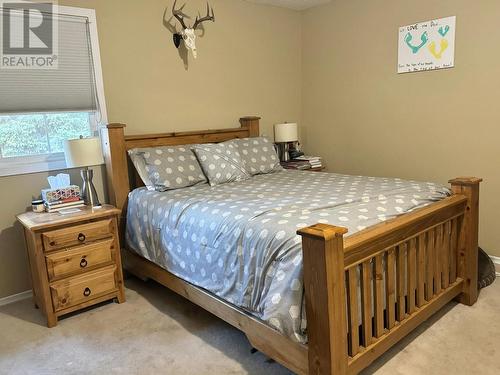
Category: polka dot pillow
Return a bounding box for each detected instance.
[128,148,155,190]
[138,146,207,191]
[231,137,282,175]
[192,143,250,186]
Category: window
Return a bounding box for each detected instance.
[0,112,93,158]
[0,3,107,176]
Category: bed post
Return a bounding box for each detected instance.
[298,223,348,375]
[101,123,130,222]
[239,116,260,137]
[449,177,482,306]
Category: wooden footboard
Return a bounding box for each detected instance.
[297,177,481,375]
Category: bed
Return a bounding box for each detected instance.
[101,116,481,375]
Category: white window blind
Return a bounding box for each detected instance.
[0,11,98,114]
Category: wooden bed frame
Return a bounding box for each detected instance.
[101,116,481,375]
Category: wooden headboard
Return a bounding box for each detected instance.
[100,116,260,220]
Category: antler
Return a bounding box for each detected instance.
[172,0,188,30]
[192,2,215,30]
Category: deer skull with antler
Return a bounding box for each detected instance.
[172,0,215,59]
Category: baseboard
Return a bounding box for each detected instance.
[491,255,500,277]
[0,290,32,307]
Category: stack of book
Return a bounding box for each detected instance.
[280,160,312,170]
[44,196,85,213]
[292,155,323,169]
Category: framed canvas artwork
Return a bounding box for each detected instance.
[398,16,456,73]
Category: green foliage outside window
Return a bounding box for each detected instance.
[0,112,92,158]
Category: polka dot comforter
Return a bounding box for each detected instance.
[126,169,450,343]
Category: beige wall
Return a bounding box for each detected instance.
[302,0,500,256]
[0,0,302,298]
[63,0,302,137]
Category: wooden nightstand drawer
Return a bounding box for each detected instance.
[42,219,113,252]
[45,239,114,281]
[50,265,117,312]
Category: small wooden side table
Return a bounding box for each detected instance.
[17,205,125,327]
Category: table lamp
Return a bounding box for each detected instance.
[63,136,104,207]
[274,122,298,162]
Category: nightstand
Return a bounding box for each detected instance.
[17,205,125,327]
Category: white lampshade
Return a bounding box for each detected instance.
[274,123,298,143]
[63,137,104,168]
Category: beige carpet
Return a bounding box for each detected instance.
[0,278,499,375]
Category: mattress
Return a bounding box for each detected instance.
[126,169,450,343]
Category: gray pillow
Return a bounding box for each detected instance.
[128,148,154,190]
[192,142,250,186]
[137,146,207,191]
[231,137,282,175]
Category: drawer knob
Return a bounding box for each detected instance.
[80,258,88,268]
[83,287,92,297]
[78,233,86,242]
[49,241,56,246]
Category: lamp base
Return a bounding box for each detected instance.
[81,167,101,208]
[277,143,291,162]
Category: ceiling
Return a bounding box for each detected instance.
[244,0,332,11]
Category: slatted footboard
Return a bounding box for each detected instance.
[298,177,481,375]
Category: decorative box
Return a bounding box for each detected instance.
[42,185,81,203]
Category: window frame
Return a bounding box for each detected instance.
[0,3,108,177]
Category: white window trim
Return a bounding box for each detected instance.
[0,3,108,178]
